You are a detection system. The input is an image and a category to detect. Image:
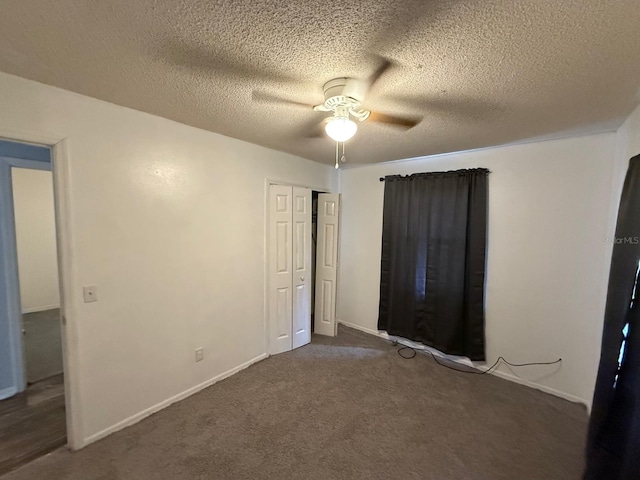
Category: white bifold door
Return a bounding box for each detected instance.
[269,185,312,355]
[314,193,340,337]
[269,186,340,355]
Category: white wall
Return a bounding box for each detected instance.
[616,102,640,166]
[607,102,640,231]
[0,71,337,446]
[12,167,60,313]
[337,133,619,406]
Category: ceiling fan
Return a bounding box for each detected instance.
[158,39,424,165]
[252,58,422,146]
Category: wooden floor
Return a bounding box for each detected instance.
[0,375,66,476]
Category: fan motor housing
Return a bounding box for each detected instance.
[321,77,366,109]
[313,77,371,121]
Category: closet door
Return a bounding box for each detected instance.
[292,187,311,349]
[314,193,340,336]
[268,185,312,355]
[269,185,293,355]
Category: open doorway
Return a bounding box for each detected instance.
[0,140,66,475]
[14,167,64,385]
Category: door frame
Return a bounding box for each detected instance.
[0,128,82,450]
[263,178,332,356]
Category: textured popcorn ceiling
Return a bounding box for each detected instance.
[1,0,640,165]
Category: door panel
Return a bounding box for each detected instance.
[295,222,305,270]
[323,224,335,267]
[269,185,293,354]
[276,287,291,340]
[314,193,340,336]
[276,222,289,272]
[292,186,311,349]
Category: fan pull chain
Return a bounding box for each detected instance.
[334,142,348,169]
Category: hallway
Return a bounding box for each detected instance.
[22,308,63,384]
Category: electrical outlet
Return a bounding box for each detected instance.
[195,347,204,362]
[83,286,98,303]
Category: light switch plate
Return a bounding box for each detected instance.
[195,347,204,362]
[83,286,98,303]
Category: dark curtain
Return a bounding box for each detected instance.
[377,168,488,361]
[585,154,640,480]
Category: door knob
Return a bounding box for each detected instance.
[300,276,304,282]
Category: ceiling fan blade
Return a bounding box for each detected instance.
[159,40,297,84]
[367,111,421,129]
[303,122,326,139]
[299,117,327,139]
[386,95,505,121]
[304,127,325,139]
[367,56,393,90]
[367,2,455,55]
[252,91,316,109]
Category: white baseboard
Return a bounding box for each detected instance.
[83,353,268,447]
[485,367,588,406]
[339,319,389,339]
[0,386,18,401]
[337,319,590,408]
[22,304,60,314]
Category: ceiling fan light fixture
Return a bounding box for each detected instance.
[325,117,357,142]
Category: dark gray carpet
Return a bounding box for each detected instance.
[2,326,588,479]
[22,309,63,384]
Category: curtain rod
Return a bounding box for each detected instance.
[379,168,491,181]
